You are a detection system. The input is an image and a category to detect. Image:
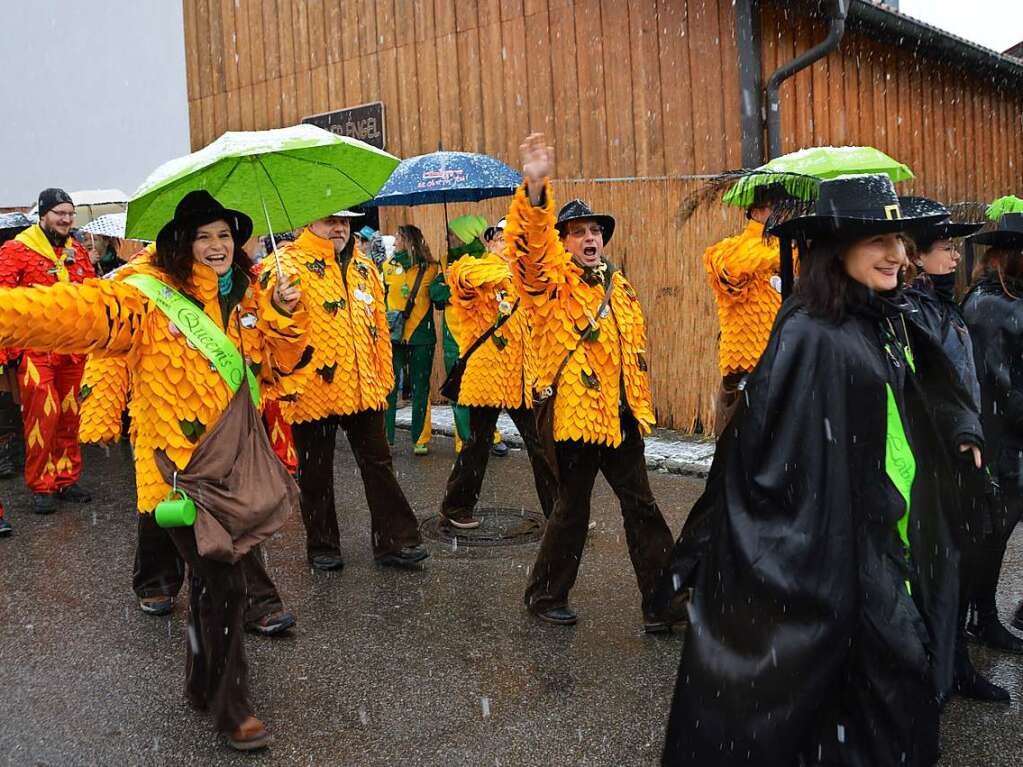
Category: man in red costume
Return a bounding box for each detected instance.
[0,188,94,513]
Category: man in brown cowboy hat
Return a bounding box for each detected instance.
[508,133,680,632]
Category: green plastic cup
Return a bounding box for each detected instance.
[154,490,197,528]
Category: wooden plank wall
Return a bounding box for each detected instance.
[182,0,1023,433]
[760,2,1023,204]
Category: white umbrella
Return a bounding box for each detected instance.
[80,212,127,238]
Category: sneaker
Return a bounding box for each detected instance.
[443,512,481,530]
[413,444,429,456]
[138,596,175,616]
[532,605,578,625]
[311,554,345,571]
[491,440,510,457]
[248,610,296,637]
[0,517,12,537]
[226,716,271,752]
[377,544,430,568]
[32,494,57,515]
[57,484,92,504]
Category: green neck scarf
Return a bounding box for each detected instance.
[218,270,234,296]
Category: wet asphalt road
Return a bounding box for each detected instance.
[1,433,1022,766]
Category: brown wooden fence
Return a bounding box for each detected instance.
[182,0,1023,433]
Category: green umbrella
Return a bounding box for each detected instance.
[987,195,1023,221]
[126,125,400,241]
[722,145,914,208]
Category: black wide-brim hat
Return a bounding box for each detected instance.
[898,196,984,241]
[156,190,254,252]
[769,175,946,240]
[968,212,1023,248]
[555,199,616,245]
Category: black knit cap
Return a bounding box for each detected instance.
[37,188,74,217]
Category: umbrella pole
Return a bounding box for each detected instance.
[254,172,286,284]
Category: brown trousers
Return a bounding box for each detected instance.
[164,526,253,733]
[133,512,284,628]
[440,405,558,520]
[524,414,674,620]
[291,409,422,561]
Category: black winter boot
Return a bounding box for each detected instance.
[968,596,1023,654]
[953,631,1010,703]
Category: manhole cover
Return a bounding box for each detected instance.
[420,506,546,547]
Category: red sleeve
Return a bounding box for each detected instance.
[70,241,96,282]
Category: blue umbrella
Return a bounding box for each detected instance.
[0,212,33,231]
[363,151,522,207]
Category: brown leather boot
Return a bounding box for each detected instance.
[227,716,270,751]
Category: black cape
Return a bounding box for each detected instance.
[661,294,981,767]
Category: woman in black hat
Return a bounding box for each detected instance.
[961,211,1023,656]
[901,201,1009,703]
[663,175,983,767]
[0,190,308,751]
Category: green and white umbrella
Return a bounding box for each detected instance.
[126,125,400,242]
[722,145,915,208]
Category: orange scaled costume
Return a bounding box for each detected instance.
[273,227,423,565]
[507,183,655,446]
[0,224,95,495]
[0,261,308,513]
[703,218,783,377]
[446,253,531,408]
[510,180,675,627]
[275,229,393,423]
[438,251,557,524]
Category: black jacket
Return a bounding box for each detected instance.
[662,292,981,767]
[962,277,1023,494]
[905,273,981,409]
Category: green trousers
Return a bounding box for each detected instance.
[386,343,435,445]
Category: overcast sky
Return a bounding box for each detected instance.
[0,1,1019,207]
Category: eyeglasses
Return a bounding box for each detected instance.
[48,209,75,220]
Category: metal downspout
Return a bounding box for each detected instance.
[765,0,849,159]
[735,0,764,167]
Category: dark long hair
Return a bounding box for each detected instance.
[152,220,254,287]
[973,245,1023,297]
[794,236,862,323]
[397,224,436,265]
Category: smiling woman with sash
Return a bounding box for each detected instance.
[0,191,308,751]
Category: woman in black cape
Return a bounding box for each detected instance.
[902,201,1007,702]
[662,176,983,767]
[961,212,1023,654]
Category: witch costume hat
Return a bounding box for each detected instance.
[968,212,1023,249]
[899,196,985,243]
[156,190,254,253]
[768,174,947,297]
[555,200,616,245]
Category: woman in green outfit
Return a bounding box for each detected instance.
[384,225,439,454]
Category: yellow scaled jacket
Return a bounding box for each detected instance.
[274,228,393,422]
[0,261,308,512]
[703,219,784,377]
[447,253,531,409]
[506,182,655,447]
